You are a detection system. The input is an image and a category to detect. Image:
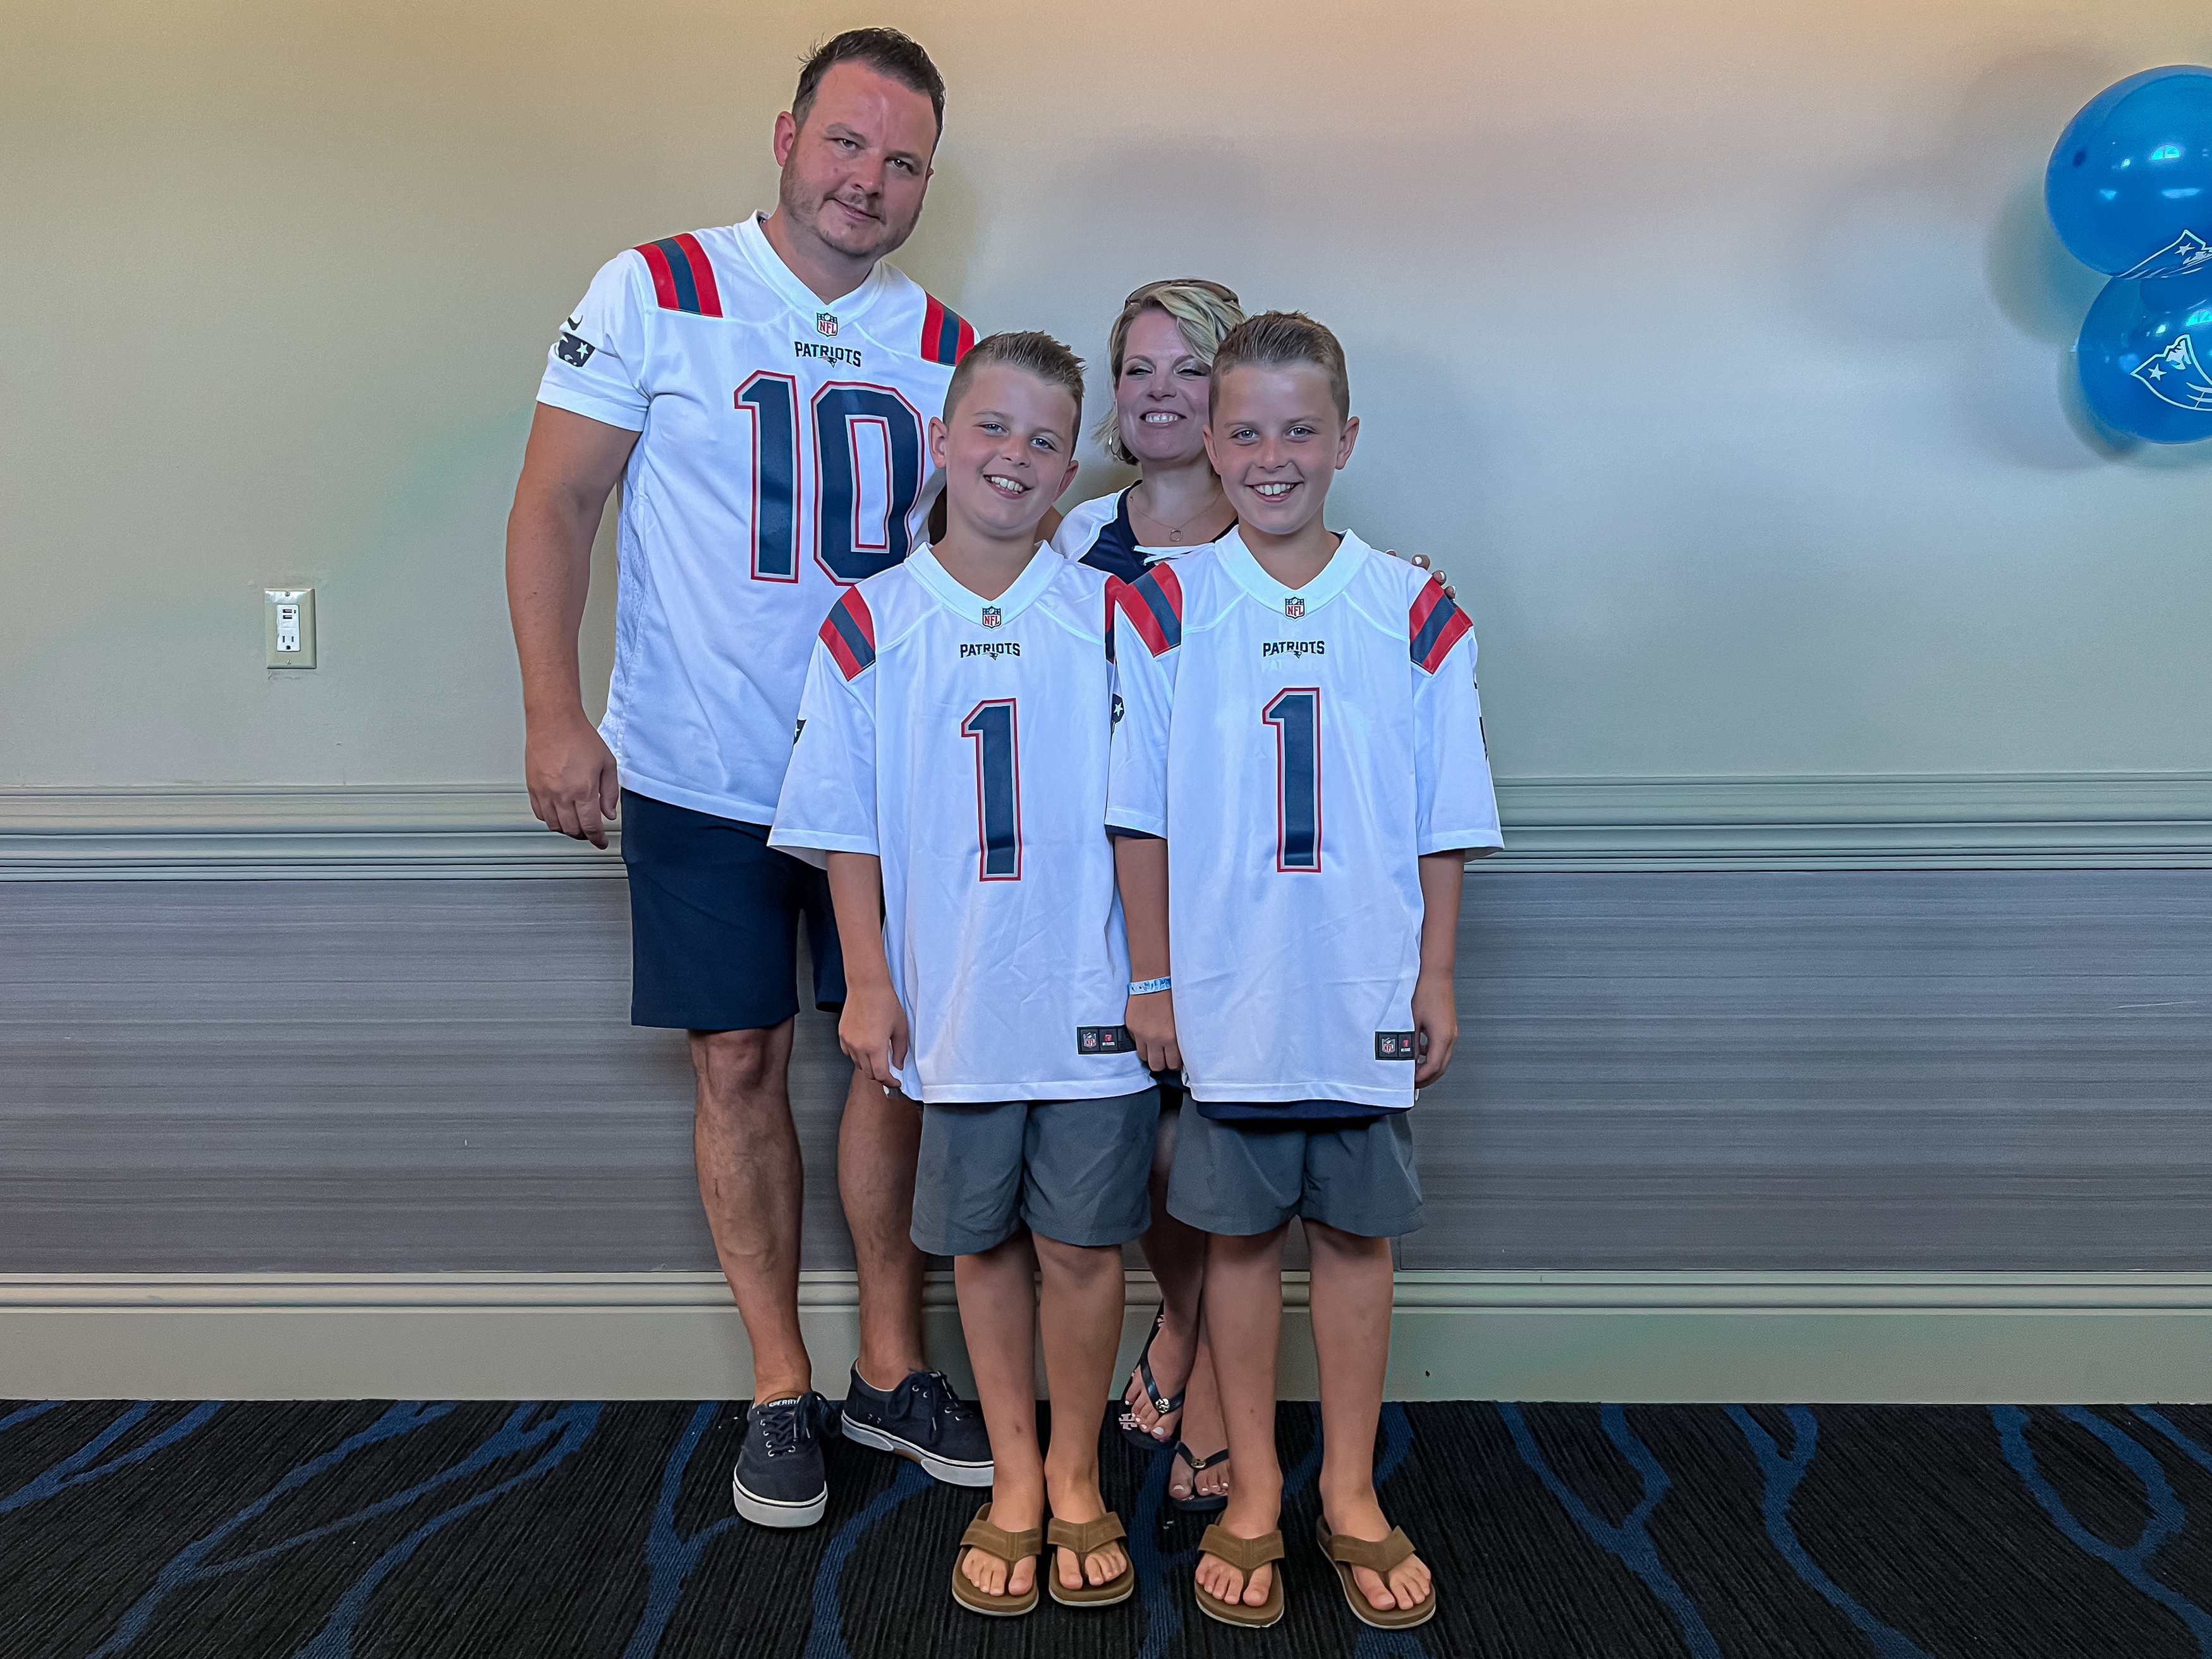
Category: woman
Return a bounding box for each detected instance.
[1050,277,1248,1512]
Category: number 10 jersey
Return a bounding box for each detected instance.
[537,212,973,824]
[770,548,1148,1105]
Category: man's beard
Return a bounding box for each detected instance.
[778,171,916,264]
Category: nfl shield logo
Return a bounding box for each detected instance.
[816,312,839,336]
[981,605,1002,629]
[1284,595,1306,619]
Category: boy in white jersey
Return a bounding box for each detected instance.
[1109,313,1502,1632]
[772,334,1152,1617]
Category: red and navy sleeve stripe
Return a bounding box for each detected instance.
[820,589,877,680]
[920,293,975,366]
[1114,566,1183,657]
[1103,578,1124,664]
[635,234,724,317]
[1409,584,1472,674]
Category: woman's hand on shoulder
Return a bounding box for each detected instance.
[1386,549,1453,599]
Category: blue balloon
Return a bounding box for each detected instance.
[2046,66,2212,276]
[2075,269,2212,442]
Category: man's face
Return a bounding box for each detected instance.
[928,365,1081,543]
[773,61,937,266]
[1204,363,1359,539]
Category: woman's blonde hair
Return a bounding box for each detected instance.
[1094,278,1246,463]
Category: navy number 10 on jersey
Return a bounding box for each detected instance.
[735,374,926,585]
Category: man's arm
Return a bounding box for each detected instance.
[826,851,909,1088]
[505,403,639,847]
[1411,851,1464,1087]
[1114,834,1181,1074]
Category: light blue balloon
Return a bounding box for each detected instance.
[2046,66,2212,276]
[2075,270,2212,442]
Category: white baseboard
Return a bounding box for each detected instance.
[4,1272,2207,1402]
[6,774,2212,876]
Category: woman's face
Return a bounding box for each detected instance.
[1114,307,1212,468]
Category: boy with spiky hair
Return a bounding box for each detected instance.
[772,332,1152,1617]
[1108,312,1501,1631]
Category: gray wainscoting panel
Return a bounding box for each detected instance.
[3,873,2208,1273]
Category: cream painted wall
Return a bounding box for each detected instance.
[3,0,2209,787]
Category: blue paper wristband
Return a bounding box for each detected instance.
[1128,976,1172,996]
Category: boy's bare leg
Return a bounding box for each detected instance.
[1194,1224,1289,1610]
[1308,1219,1433,1613]
[690,1024,810,1402]
[837,1069,929,1390]
[1033,1234,1133,1591]
[953,1234,1042,1601]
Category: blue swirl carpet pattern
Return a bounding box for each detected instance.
[5,1400,2211,1656]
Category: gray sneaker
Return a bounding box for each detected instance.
[838,1368,993,1486]
[732,1392,839,1528]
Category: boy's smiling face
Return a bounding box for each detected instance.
[928,364,1081,543]
[1203,362,1359,540]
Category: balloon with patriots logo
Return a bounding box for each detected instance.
[2046,66,2212,276]
[2074,268,2212,442]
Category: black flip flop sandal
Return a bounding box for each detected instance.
[1169,1441,1230,1513]
[1115,1311,1187,1453]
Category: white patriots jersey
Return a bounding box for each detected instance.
[537,212,975,823]
[1107,530,1502,1110]
[769,547,1148,1105]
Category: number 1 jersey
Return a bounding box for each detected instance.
[769,548,1149,1105]
[1107,531,1503,1110]
[537,212,974,823]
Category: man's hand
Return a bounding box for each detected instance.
[1126,989,1182,1075]
[1411,970,1459,1087]
[839,980,911,1089]
[526,712,621,846]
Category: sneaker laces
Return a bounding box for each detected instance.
[910,1371,979,1438]
[756,1394,835,1459]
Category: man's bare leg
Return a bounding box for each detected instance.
[1194,1225,1287,1611]
[838,1067,929,1389]
[1309,1220,1432,1615]
[691,1023,810,1402]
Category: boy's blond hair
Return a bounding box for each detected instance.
[1208,310,1351,423]
[944,331,1086,441]
[1095,279,1247,462]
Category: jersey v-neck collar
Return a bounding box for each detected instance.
[908,543,1064,629]
[1218,527,1369,616]
[733,212,889,327]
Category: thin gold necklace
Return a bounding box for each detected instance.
[1132,481,1231,545]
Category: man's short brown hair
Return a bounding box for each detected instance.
[944,332,1087,442]
[793,28,945,138]
[1209,310,1351,422]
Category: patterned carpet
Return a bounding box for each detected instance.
[5,1398,2212,1657]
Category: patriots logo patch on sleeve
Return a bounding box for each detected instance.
[557,331,595,367]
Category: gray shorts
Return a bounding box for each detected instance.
[1164,1102,1423,1239]
[911,1087,1160,1256]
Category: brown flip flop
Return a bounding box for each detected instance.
[1193,1522,1286,1628]
[1315,1514,1437,1629]
[951,1503,1043,1617]
[1045,1512,1135,1607]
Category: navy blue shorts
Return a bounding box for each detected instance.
[619,789,846,1031]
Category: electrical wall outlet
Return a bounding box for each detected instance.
[265,587,316,669]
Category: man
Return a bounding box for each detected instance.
[504,27,990,1528]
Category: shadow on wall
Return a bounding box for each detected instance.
[1802,47,2212,473]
